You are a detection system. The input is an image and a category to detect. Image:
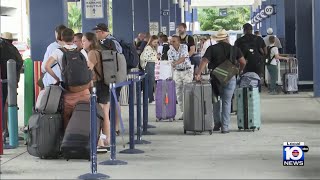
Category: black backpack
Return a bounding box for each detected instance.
[60,48,92,88]
[266,46,276,65]
[161,44,170,60]
[0,39,23,81]
[238,36,263,73]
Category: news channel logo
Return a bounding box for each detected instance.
[283,142,309,166]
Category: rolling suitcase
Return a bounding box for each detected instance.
[61,102,103,160]
[236,87,261,131]
[282,58,298,94]
[155,80,176,122]
[35,85,62,113]
[27,113,63,159]
[183,82,213,135]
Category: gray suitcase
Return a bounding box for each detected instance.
[35,85,62,113]
[61,102,103,160]
[183,82,213,135]
[282,58,299,93]
[27,113,62,159]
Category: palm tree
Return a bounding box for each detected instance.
[68,3,82,33]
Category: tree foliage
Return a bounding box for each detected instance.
[68,3,82,33]
[198,7,250,31]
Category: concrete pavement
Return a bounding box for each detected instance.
[1,75,320,179]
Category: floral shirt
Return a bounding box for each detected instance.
[167,44,191,70]
[142,45,158,62]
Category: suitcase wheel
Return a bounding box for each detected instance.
[169,118,173,122]
[156,119,160,122]
[209,130,213,135]
[193,131,196,136]
[184,129,187,134]
[257,128,260,131]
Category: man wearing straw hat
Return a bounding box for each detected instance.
[0,32,23,137]
[195,29,246,134]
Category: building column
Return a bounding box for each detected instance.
[160,0,170,35]
[295,0,313,82]
[284,0,296,54]
[112,0,134,42]
[133,0,149,38]
[312,0,320,97]
[170,1,178,35]
[81,0,109,33]
[29,0,67,61]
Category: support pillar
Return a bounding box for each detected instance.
[29,0,67,61]
[312,0,320,97]
[295,0,313,82]
[112,0,134,42]
[133,0,149,38]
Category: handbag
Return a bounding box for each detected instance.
[211,46,239,86]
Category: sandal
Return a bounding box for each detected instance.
[116,130,120,136]
[97,146,109,153]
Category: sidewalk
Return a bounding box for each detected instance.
[1,76,320,179]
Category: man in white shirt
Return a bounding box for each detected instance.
[200,35,217,57]
[157,35,170,60]
[41,25,66,87]
[266,36,289,95]
[168,35,193,120]
[264,28,282,51]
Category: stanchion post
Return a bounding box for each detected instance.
[79,87,109,180]
[134,77,151,145]
[24,58,33,141]
[100,83,127,165]
[120,80,144,154]
[7,60,18,148]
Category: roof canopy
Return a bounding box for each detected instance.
[191,0,263,9]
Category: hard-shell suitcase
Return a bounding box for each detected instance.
[155,80,176,121]
[27,113,63,159]
[183,82,213,135]
[35,85,62,113]
[283,58,298,94]
[236,87,261,131]
[61,102,103,160]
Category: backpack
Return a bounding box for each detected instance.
[100,49,127,85]
[119,40,139,69]
[0,39,23,81]
[60,48,92,92]
[102,37,139,69]
[266,46,276,65]
[238,36,263,73]
[161,44,170,60]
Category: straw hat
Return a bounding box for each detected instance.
[1,32,13,40]
[213,29,229,41]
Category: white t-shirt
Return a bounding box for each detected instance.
[201,38,217,57]
[43,44,88,86]
[269,45,279,65]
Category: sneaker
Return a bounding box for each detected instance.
[149,101,156,105]
[97,146,109,153]
[178,113,184,120]
[213,126,221,131]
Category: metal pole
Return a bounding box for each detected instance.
[135,77,151,144]
[7,60,18,148]
[100,83,127,165]
[24,58,33,141]
[78,88,109,180]
[119,80,144,154]
[90,87,98,174]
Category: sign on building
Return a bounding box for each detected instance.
[169,22,176,31]
[149,22,159,36]
[161,26,167,35]
[85,0,104,19]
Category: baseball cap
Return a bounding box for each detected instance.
[92,23,109,32]
[267,28,273,35]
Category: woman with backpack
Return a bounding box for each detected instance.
[140,35,160,104]
[82,32,110,152]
